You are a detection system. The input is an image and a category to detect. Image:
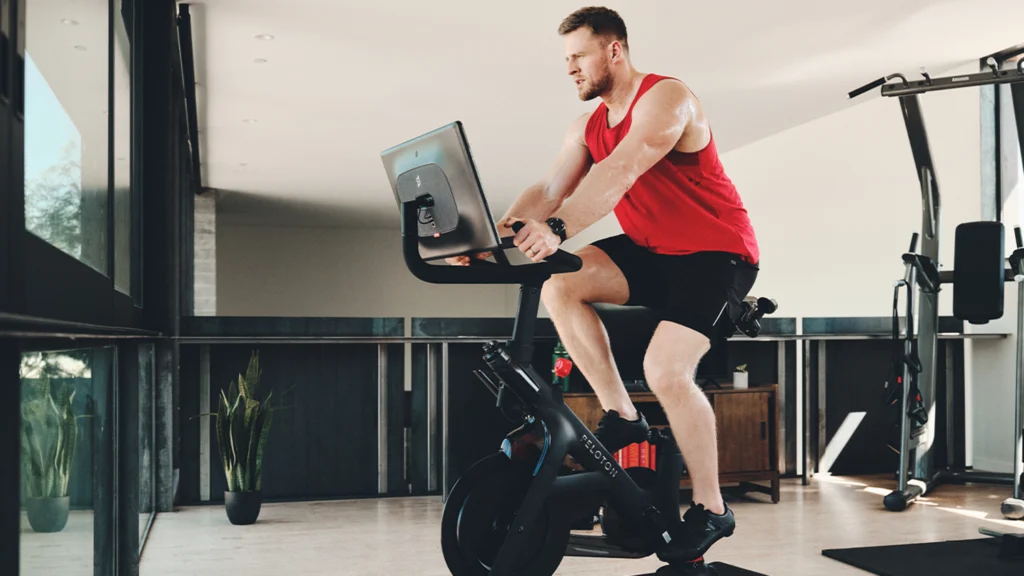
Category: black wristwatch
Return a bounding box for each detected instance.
[546,217,567,243]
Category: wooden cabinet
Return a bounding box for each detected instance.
[564,385,780,503]
[715,390,771,474]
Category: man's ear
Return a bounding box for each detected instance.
[609,39,625,61]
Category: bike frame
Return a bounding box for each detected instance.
[477,285,679,574]
[400,197,677,574]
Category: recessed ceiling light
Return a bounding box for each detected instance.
[253,58,268,64]
[242,118,257,124]
[254,34,274,41]
[74,45,87,51]
[61,19,79,26]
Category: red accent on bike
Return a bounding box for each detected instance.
[554,357,573,378]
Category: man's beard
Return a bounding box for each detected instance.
[579,68,612,101]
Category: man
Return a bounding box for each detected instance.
[449,6,759,564]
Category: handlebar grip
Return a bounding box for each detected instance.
[909,232,919,253]
[545,250,583,272]
[1015,226,1022,249]
[848,77,886,99]
[498,233,581,271]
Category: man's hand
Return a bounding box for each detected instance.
[507,217,562,262]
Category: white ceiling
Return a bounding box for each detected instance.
[181,0,1024,228]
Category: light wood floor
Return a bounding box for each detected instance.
[132,475,1020,575]
[19,513,153,575]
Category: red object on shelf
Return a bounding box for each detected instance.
[554,357,573,378]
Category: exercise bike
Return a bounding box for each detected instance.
[381,121,776,576]
[439,291,776,576]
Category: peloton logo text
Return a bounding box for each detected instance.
[581,434,619,478]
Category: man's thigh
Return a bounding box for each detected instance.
[548,233,659,306]
[588,234,670,308]
[661,251,759,341]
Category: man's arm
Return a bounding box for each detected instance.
[498,113,593,233]
[550,80,694,240]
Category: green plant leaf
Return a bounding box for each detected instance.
[229,390,248,490]
[217,390,234,491]
[244,351,261,397]
[255,406,274,492]
[228,376,239,406]
[242,400,259,490]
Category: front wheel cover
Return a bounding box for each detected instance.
[441,453,569,576]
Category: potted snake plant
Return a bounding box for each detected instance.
[20,377,84,533]
[204,351,291,525]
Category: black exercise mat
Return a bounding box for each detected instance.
[822,538,1023,576]
[633,562,767,576]
[708,562,768,575]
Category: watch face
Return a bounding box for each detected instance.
[547,218,566,240]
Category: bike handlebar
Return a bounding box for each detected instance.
[500,220,583,272]
[401,200,582,285]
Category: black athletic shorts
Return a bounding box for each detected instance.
[591,234,759,341]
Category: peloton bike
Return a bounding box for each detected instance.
[381,121,776,576]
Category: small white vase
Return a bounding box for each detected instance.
[733,372,748,389]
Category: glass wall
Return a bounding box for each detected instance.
[18,346,112,576]
[23,0,110,274]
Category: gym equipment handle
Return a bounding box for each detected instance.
[503,221,583,272]
[401,199,582,285]
[1015,226,1022,249]
[849,77,887,99]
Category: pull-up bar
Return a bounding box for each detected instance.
[849,57,1024,98]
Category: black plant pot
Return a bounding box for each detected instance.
[25,496,70,533]
[224,491,262,525]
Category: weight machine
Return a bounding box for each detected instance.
[850,55,1024,519]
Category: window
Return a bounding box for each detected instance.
[23,0,109,275]
[19,346,113,575]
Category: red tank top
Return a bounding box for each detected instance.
[584,74,759,265]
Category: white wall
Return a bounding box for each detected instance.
[217,226,518,319]
[719,69,980,318]
[220,66,983,320]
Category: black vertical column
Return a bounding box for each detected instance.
[0,0,10,312]
[386,344,405,495]
[118,343,139,575]
[0,339,20,576]
[138,0,180,511]
[92,347,115,576]
[1,0,26,315]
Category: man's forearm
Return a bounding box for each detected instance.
[551,162,632,240]
[500,184,564,230]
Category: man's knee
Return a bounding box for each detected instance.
[541,245,627,310]
[643,323,710,393]
[541,273,580,312]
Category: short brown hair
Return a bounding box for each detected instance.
[558,6,628,52]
